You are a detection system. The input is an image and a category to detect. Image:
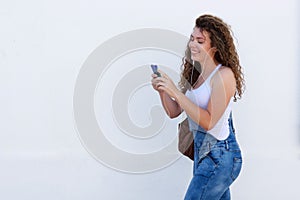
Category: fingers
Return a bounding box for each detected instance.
[151,74,158,78]
[153,79,165,87]
[157,69,169,79]
[151,73,167,82]
[151,69,169,79]
[151,75,163,84]
[151,76,164,91]
[150,69,170,92]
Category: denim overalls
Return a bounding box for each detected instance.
[184,113,243,200]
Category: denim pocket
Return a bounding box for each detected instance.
[231,156,242,181]
[208,148,223,166]
[195,155,216,177]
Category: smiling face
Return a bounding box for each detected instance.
[180,14,244,99]
[188,27,215,64]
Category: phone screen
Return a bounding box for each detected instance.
[150,64,161,77]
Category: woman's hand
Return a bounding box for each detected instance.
[152,70,181,99]
[151,73,163,92]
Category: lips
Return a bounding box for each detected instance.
[191,50,200,54]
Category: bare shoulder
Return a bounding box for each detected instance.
[219,66,235,80]
[211,66,236,93]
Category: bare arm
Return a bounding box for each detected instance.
[151,73,182,118]
[173,68,236,130]
[158,91,183,118]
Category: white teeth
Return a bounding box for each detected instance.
[191,49,199,54]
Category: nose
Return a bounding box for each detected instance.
[189,41,200,52]
[189,40,196,49]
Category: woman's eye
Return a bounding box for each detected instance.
[197,41,203,44]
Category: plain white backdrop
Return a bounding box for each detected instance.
[0,0,299,199]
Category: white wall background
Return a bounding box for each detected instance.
[0,0,299,199]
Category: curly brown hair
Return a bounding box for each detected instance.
[179,14,245,101]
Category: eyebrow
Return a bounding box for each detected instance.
[190,34,205,40]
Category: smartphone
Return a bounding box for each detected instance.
[150,64,161,77]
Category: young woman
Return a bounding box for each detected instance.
[151,14,245,200]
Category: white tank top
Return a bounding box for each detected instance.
[185,64,233,140]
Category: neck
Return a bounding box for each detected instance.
[199,58,220,79]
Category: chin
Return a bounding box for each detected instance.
[191,55,200,62]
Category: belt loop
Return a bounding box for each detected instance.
[225,140,229,150]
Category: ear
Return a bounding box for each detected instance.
[208,47,217,55]
[211,47,217,51]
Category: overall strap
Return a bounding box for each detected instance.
[228,111,236,133]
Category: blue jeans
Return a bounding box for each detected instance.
[184,115,242,200]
